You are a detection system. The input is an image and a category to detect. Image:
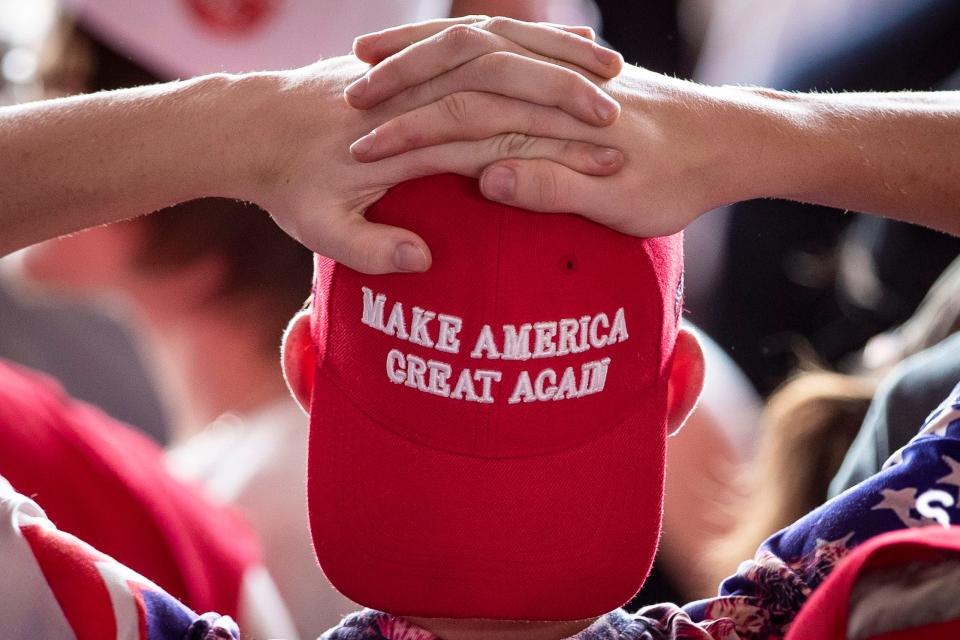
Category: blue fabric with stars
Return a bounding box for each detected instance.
[679,381,960,636]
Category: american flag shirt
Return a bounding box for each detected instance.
[319,383,960,640]
[0,476,239,640]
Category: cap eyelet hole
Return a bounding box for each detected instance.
[560,255,579,274]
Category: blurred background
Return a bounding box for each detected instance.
[2,0,960,635]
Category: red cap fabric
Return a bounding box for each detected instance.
[786,526,960,640]
[308,174,684,620]
[0,359,261,619]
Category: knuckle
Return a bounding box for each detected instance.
[347,237,384,273]
[561,139,582,160]
[383,118,424,150]
[438,93,471,125]
[482,16,513,33]
[534,167,563,208]
[523,109,543,135]
[441,24,482,48]
[495,132,535,157]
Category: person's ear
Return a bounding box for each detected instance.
[281,309,316,414]
[666,328,705,435]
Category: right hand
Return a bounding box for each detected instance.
[238,20,627,275]
[348,20,764,238]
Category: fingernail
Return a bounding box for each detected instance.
[350,131,377,156]
[482,166,516,201]
[345,76,368,101]
[592,147,622,166]
[394,243,428,272]
[594,95,619,122]
[594,46,619,66]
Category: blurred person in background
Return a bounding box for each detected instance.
[21,33,339,637]
[0,0,167,442]
[710,252,960,585]
[830,255,960,496]
[684,0,960,395]
[0,360,298,639]
[707,370,875,586]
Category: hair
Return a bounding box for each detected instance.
[706,254,960,584]
[42,17,312,351]
[858,254,960,373]
[707,370,875,582]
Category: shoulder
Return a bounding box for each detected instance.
[0,476,240,640]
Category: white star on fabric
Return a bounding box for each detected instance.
[884,407,960,469]
[812,532,855,554]
[872,487,928,528]
[922,405,960,439]
[936,456,960,489]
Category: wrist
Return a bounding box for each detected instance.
[177,70,286,204]
[708,85,827,205]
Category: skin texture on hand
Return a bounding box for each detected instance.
[234,52,623,274]
[349,50,744,237]
[0,19,624,274]
[351,19,960,239]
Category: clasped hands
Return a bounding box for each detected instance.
[257,16,736,274]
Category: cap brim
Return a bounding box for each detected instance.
[307,369,667,621]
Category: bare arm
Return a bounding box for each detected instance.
[347,21,960,237]
[0,21,623,271]
[765,89,960,234]
[0,76,240,257]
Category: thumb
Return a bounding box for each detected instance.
[479,159,603,218]
[312,213,432,275]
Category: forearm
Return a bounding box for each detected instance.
[0,74,254,256]
[729,87,960,233]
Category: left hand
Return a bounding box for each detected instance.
[346,19,764,238]
[240,51,625,275]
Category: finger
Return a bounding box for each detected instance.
[314,213,432,275]
[541,24,596,41]
[346,24,617,109]
[374,133,623,185]
[353,17,595,63]
[351,92,601,162]
[480,17,621,77]
[353,16,488,63]
[391,52,618,128]
[479,159,613,221]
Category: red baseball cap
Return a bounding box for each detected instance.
[787,526,960,640]
[308,174,684,620]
